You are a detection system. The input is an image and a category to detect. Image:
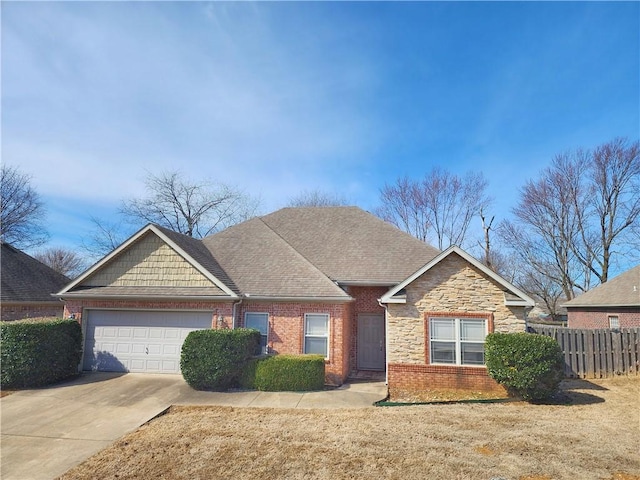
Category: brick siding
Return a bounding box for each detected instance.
[388,364,506,397]
[1,303,65,321]
[567,307,640,328]
[237,301,349,385]
[346,286,388,376]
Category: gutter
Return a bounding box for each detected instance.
[54,293,238,302]
[241,295,354,303]
[378,298,390,386]
[232,298,243,329]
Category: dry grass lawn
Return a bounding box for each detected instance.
[59,377,640,480]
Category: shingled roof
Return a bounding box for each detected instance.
[60,207,442,301]
[1,243,70,303]
[259,207,440,284]
[202,217,350,300]
[564,265,640,308]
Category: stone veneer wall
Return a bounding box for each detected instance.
[387,253,526,364]
[386,252,526,395]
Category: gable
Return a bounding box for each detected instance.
[380,246,535,307]
[403,253,510,308]
[80,232,217,288]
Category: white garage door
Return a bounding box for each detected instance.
[84,310,213,374]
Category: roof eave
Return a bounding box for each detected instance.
[380,297,406,304]
[242,295,353,303]
[563,302,640,309]
[55,293,238,302]
[505,300,535,307]
[337,281,398,287]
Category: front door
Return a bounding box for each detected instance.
[357,313,385,371]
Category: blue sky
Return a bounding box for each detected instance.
[2,1,639,259]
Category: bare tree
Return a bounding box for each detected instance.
[287,189,349,207]
[376,169,491,249]
[498,137,640,315]
[0,165,48,249]
[500,153,587,301]
[573,138,640,283]
[479,208,495,270]
[81,216,128,259]
[120,171,259,238]
[34,247,86,278]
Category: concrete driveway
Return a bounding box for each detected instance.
[1,373,387,480]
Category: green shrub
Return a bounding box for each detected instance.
[1,319,83,388]
[485,332,564,401]
[238,356,261,390]
[254,354,325,391]
[180,328,260,391]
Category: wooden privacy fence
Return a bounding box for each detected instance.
[527,325,640,379]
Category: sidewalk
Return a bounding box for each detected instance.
[173,379,389,408]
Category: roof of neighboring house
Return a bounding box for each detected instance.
[1,242,70,303]
[563,265,640,308]
[260,207,440,284]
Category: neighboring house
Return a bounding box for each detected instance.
[1,242,70,321]
[564,265,640,329]
[57,207,534,395]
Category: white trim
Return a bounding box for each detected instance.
[57,224,238,298]
[55,293,235,301]
[379,246,536,307]
[241,295,353,303]
[303,312,330,359]
[428,316,488,367]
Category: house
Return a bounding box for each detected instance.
[564,265,640,329]
[57,207,534,395]
[1,242,70,321]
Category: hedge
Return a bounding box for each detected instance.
[180,328,260,391]
[253,354,325,391]
[1,319,83,388]
[485,332,564,401]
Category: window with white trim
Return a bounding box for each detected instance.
[304,313,329,358]
[429,317,487,366]
[245,312,269,354]
[608,315,620,329]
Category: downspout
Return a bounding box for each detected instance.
[232,297,243,329]
[378,299,390,386]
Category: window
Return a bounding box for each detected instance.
[304,313,329,358]
[608,315,620,329]
[245,313,269,354]
[429,317,487,366]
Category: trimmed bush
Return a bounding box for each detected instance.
[1,319,83,388]
[238,356,261,390]
[485,332,564,401]
[254,354,325,391]
[180,328,260,391]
